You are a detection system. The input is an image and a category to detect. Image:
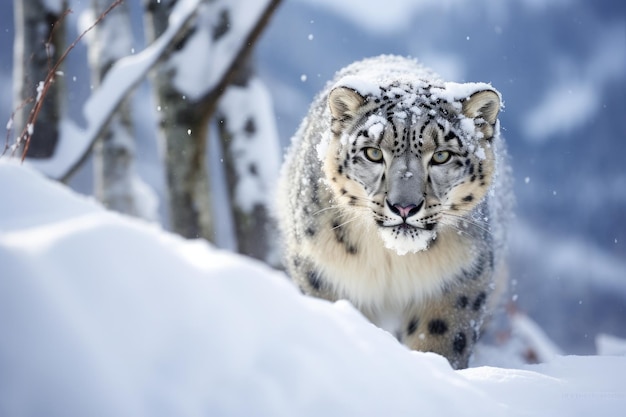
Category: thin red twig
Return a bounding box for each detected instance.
[16,0,125,161]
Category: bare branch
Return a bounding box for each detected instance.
[17,1,125,162]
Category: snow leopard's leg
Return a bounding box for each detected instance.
[399,259,493,369]
[288,255,338,303]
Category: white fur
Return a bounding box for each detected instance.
[378,227,435,256]
[300,215,475,311]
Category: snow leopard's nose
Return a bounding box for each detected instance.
[387,200,423,220]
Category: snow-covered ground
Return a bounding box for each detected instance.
[1,0,623,359]
[1,160,624,416]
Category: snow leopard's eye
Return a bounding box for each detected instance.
[431,150,452,165]
[364,147,384,163]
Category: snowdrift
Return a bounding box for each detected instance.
[0,160,624,416]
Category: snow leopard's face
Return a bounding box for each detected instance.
[323,83,501,255]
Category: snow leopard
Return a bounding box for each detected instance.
[276,55,511,369]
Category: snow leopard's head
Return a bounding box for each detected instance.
[322,81,501,255]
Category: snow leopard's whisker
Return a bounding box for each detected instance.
[439,209,490,227]
[437,219,474,237]
[312,205,343,216]
[331,218,356,230]
[312,197,372,217]
[331,212,370,230]
[439,212,493,237]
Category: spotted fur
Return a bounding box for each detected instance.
[277,55,511,369]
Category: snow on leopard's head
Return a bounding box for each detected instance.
[321,76,501,256]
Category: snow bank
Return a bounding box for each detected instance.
[0,160,624,416]
[462,355,626,415]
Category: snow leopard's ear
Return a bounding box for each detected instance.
[462,89,501,139]
[329,87,365,134]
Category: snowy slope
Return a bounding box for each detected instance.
[1,0,623,358]
[0,159,624,416]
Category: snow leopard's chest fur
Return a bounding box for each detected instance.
[277,55,511,369]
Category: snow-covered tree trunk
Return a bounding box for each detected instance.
[12,0,67,158]
[217,62,281,265]
[144,0,215,240]
[144,0,281,242]
[85,0,149,218]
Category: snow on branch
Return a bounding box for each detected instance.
[13,0,281,182]
[27,0,281,182]
[26,0,205,181]
[169,0,280,101]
